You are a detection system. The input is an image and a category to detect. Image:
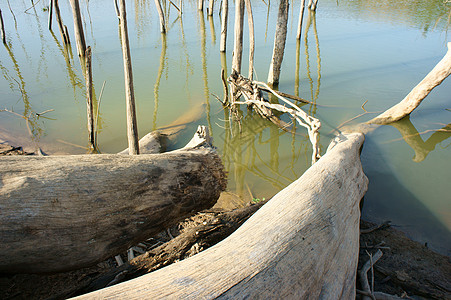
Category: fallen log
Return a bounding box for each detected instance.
[75,132,368,299]
[0,127,226,274]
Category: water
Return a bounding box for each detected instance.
[0,0,450,255]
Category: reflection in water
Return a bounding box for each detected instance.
[303,11,321,117]
[153,33,167,130]
[295,39,301,97]
[178,17,194,102]
[1,42,43,147]
[199,11,212,133]
[208,15,216,45]
[389,117,451,163]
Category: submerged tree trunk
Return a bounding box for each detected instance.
[0,127,226,274]
[231,0,244,73]
[118,0,140,154]
[219,0,228,52]
[69,0,86,59]
[267,0,289,85]
[75,132,368,299]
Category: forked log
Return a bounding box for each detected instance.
[0,127,226,274]
[369,42,451,125]
[75,132,368,299]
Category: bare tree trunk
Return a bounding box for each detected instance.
[219,0,228,52]
[0,9,6,44]
[311,0,319,11]
[48,0,54,30]
[244,0,254,80]
[154,0,166,33]
[198,0,204,11]
[69,0,87,59]
[369,42,451,125]
[85,46,95,150]
[296,0,305,40]
[267,0,289,85]
[231,0,244,73]
[54,0,68,46]
[208,0,214,16]
[118,0,139,154]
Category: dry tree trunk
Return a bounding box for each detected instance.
[296,0,305,40]
[198,0,204,11]
[0,127,226,274]
[85,46,95,149]
[48,0,54,30]
[219,0,228,52]
[154,0,166,33]
[69,0,86,58]
[369,42,451,125]
[267,0,289,85]
[0,9,6,44]
[231,0,244,73]
[208,0,214,16]
[244,0,254,80]
[118,0,140,154]
[74,132,368,299]
[54,0,69,46]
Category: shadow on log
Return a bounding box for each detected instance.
[74,132,368,299]
[0,127,226,274]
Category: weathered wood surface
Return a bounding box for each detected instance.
[75,132,368,299]
[231,0,244,73]
[369,42,451,125]
[0,129,226,274]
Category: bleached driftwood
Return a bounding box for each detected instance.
[0,127,226,273]
[75,132,368,299]
[369,42,451,125]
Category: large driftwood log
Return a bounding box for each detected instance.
[75,132,368,299]
[0,127,226,274]
[369,42,451,125]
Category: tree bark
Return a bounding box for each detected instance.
[85,46,95,149]
[118,0,140,154]
[267,0,289,85]
[74,132,368,299]
[369,42,451,125]
[69,0,86,59]
[0,128,226,274]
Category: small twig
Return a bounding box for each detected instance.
[36,109,54,117]
[167,228,174,239]
[24,0,43,13]
[359,249,383,300]
[94,80,106,146]
[169,0,181,14]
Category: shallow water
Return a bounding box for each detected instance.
[0,0,450,255]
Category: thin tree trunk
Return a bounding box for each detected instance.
[208,0,214,16]
[267,0,289,85]
[118,0,139,155]
[198,0,204,11]
[0,9,6,44]
[114,0,120,18]
[231,0,244,73]
[54,0,68,46]
[69,0,86,59]
[154,0,166,33]
[296,0,305,40]
[219,0,228,52]
[85,46,95,150]
[245,0,254,80]
[48,0,54,30]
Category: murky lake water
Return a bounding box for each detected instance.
[1,0,450,255]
